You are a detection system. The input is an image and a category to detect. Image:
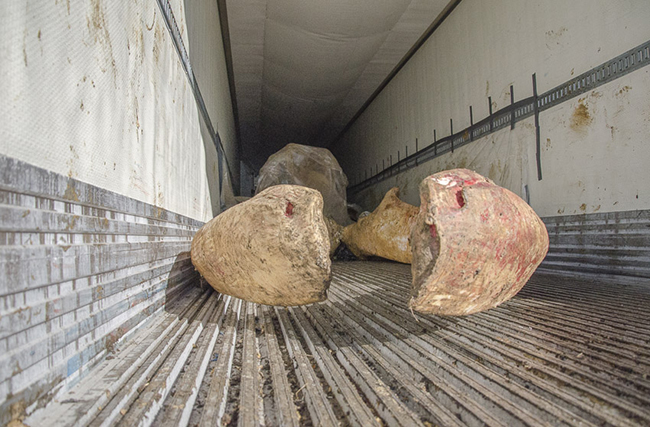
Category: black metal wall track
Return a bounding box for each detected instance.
[348,39,650,195]
[155,0,234,205]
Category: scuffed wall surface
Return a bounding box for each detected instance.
[0,0,237,222]
[349,72,650,218]
[532,72,650,217]
[0,155,203,425]
[541,209,650,278]
[335,0,650,217]
[0,0,237,422]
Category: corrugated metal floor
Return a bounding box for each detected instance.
[29,261,650,426]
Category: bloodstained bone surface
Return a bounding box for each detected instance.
[410,169,549,316]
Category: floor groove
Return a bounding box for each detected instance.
[29,261,650,426]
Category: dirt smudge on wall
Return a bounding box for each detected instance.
[617,85,632,96]
[545,26,568,49]
[570,100,592,132]
[23,27,29,67]
[153,20,163,65]
[63,181,80,202]
[87,0,117,86]
[488,163,497,181]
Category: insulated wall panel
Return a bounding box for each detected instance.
[335,0,650,218]
[185,0,239,190]
[0,0,237,222]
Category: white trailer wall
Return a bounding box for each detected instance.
[0,1,237,420]
[0,0,237,222]
[185,0,239,194]
[334,0,650,218]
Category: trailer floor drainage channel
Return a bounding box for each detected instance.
[28,261,650,426]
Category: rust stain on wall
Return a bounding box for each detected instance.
[63,181,80,202]
[7,401,28,427]
[87,0,117,85]
[156,183,165,208]
[64,215,78,231]
[617,85,632,96]
[570,100,592,132]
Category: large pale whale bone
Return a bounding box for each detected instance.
[410,169,549,316]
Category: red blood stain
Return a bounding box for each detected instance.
[285,201,294,218]
[430,224,437,239]
[455,188,466,208]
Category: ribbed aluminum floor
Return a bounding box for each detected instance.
[29,261,650,426]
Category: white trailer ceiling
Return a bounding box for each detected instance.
[226,0,454,168]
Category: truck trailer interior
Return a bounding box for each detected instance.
[1,0,650,426]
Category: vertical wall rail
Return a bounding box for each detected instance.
[532,73,542,181]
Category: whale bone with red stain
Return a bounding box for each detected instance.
[191,185,331,306]
[410,169,548,316]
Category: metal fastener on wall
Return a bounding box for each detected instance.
[450,118,454,153]
[510,85,515,130]
[469,106,474,141]
[532,73,542,181]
